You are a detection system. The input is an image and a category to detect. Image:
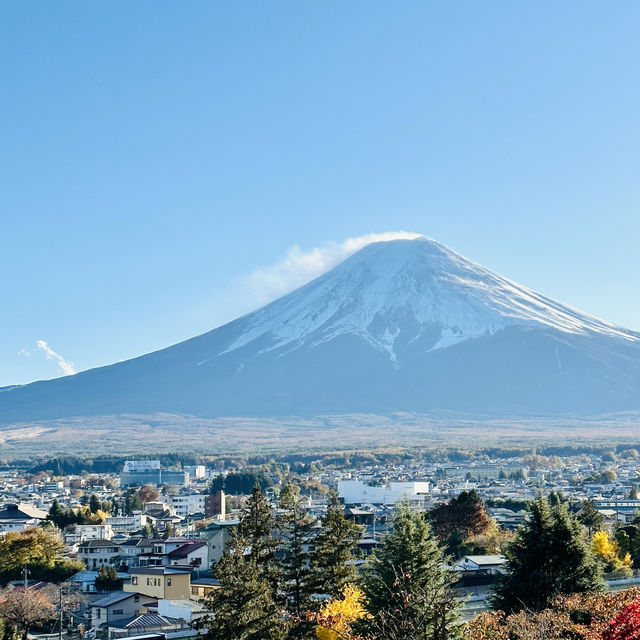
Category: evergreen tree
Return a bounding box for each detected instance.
[199,529,285,640]
[493,495,604,612]
[309,492,362,600]
[579,499,605,538]
[360,502,461,640]
[89,494,101,514]
[277,483,312,636]
[94,566,120,592]
[239,483,279,586]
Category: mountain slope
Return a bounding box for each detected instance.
[2,236,640,422]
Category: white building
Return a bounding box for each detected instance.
[0,503,48,532]
[170,494,206,517]
[338,480,431,506]
[106,513,147,533]
[123,460,161,473]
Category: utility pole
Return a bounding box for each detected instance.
[59,586,63,640]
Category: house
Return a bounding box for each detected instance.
[138,539,208,569]
[0,503,48,531]
[124,567,191,600]
[78,539,122,569]
[90,591,157,626]
[106,613,187,636]
[199,519,239,563]
[189,577,220,601]
[118,538,153,567]
[454,555,506,574]
[66,570,131,593]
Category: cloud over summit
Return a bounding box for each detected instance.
[243,231,423,306]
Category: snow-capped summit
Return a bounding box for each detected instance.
[2,234,640,421]
[224,236,638,361]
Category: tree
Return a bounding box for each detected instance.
[578,499,604,538]
[239,483,279,587]
[360,502,460,640]
[197,529,285,640]
[592,530,633,576]
[309,493,363,600]
[277,483,312,623]
[492,496,604,612]
[429,490,493,551]
[89,494,101,513]
[94,565,120,592]
[602,599,640,640]
[0,585,55,640]
[313,585,368,640]
[0,528,84,585]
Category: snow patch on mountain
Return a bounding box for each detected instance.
[221,236,639,362]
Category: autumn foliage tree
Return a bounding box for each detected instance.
[592,530,633,576]
[0,585,55,640]
[429,490,493,554]
[313,585,368,640]
[602,599,640,640]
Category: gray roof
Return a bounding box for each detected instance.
[130,567,189,575]
[461,555,506,565]
[108,614,182,629]
[91,591,141,607]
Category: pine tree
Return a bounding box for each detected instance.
[198,531,286,640]
[493,495,604,612]
[360,502,461,640]
[277,483,313,637]
[309,492,363,600]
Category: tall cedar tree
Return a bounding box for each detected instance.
[492,495,604,612]
[309,492,363,601]
[360,502,461,640]
[199,530,285,640]
[239,483,280,588]
[429,490,493,541]
[277,483,313,616]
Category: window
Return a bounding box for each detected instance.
[113,609,123,615]
[147,578,150,586]
[132,577,138,585]
[95,610,101,619]
[167,578,172,586]
[134,596,140,603]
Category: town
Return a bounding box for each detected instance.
[2,444,640,638]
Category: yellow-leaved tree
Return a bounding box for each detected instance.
[315,584,368,640]
[592,530,632,576]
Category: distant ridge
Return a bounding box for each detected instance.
[2,235,640,423]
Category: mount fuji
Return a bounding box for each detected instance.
[3,235,640,423]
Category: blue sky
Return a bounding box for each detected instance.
[2,1,640,386]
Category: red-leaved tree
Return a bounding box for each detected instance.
[602,599,640,640]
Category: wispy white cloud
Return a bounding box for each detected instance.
[35,340,76,376]
[243,231,423,306]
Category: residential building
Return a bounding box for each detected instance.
[0,503,48,531]
[138,539,207,569]
[90,591,157,626]
[125,567,191,600]
[78,539,122,569]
